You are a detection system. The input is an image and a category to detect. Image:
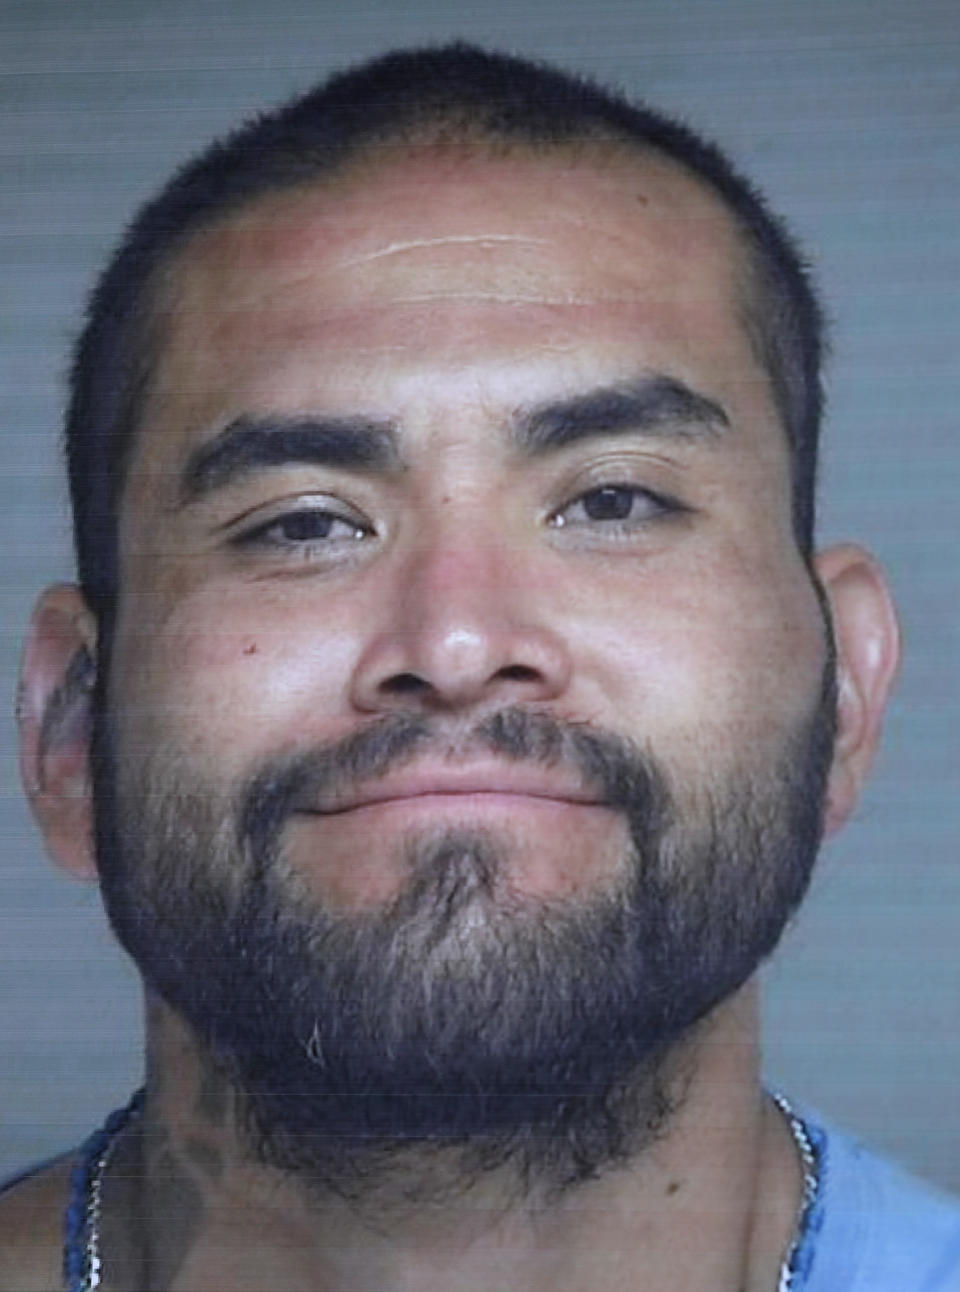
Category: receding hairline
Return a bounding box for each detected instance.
[157,126,743,263]
[132,128,780,455]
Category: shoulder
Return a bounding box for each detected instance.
[0,1156,74,1292]
[807,1115,960,1291]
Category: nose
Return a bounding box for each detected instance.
[349,536,573,714]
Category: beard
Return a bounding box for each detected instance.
[91,661,836,1204]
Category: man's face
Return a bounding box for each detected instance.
[95,145,834,1190]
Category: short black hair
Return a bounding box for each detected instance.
[66,42,824,624]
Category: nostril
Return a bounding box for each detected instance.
[498,664,542,683]
[382,672,431,696]
[352,617,571,713]
[378,663,543,702]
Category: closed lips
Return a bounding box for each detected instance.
[306,765,607,814]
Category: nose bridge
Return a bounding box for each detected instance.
[415,516,511,608]
[401,507,527,669]
[350,494,572,711]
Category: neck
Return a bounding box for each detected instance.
[100,985,802,1292]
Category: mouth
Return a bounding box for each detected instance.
[301,763,609,817]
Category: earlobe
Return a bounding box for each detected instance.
[18,584,100,880]
[813,545,901,838]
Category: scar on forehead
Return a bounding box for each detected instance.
[337,234,551,268]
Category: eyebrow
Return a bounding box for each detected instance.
[511,374,729,455]
[179,373,728,503]
[180,415,404,502]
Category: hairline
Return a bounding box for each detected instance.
[116,131,792,543]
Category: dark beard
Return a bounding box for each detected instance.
[91,672,836,1204]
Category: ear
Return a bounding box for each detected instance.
[814,544,901,838]
[18,584,100,879]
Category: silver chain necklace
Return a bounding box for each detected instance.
[772,1091,822,1292]
[65,1090,821,1292]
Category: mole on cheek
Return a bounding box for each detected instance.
[243,642,258,656]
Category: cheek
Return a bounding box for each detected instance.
[109,582,363,780]
[568,546,826,761]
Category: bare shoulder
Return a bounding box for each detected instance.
[0,1155,74,1292]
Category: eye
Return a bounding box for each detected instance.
[234,504,372,551]
[550,484,679,530]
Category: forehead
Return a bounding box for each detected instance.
[139,145,768,458]
[176,143,740,280]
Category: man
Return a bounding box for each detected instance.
[3,41,958,1291]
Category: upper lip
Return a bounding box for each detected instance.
[305,761,607,815]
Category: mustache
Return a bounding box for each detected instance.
[239,708,671,864]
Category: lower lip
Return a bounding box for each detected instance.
[288,794,619,905]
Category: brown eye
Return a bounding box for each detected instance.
[274,511,337,541]
[581,486,637,521]
[236,506,371,550]
[551,484,678,531]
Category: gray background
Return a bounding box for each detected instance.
[2,0,958,1190]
